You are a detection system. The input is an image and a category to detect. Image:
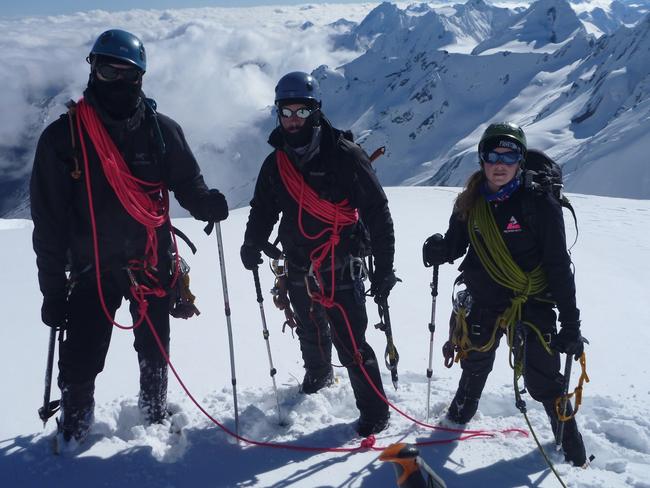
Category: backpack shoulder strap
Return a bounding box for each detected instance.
[520,190,539,238]
[560,194,579,249]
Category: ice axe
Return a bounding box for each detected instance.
[375,298,400,390]
[380,443,447,488]
[556,336,589,451]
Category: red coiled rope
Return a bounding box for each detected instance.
[76,98,179,329]
[276,150,358,307]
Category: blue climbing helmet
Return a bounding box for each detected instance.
[274,71,321,107]
[88,29,146,72]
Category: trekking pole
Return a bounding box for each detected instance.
[252,266,284,426]
[205,221,239,438]
[38,328,61,426]
[556,353,573,451]
[425,264,439,422]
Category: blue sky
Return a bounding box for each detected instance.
[1,0,375,18]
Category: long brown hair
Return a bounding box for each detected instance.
[454,170,485,221]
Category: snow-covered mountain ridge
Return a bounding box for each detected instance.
[317,0,650,198]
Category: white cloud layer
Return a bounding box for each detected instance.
[0,4,372,209]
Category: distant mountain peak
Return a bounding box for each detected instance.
[471,0,585,54]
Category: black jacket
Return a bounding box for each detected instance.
[444,187,579,324]
[244,117,395,275]
[31,89,211,301]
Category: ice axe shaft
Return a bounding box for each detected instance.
[38,328,61,426]
[556,353,573,450]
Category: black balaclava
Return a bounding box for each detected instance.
[89,55,143,120]
[278,99,321,148]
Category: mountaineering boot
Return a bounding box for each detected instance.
[543,401,587,466]
[58,380,95,443]
[301,366,334,394]
[446,370,489,424]
[356,409,390,437]
[138,360,169,424]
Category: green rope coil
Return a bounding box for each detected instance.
[452,198,552,359]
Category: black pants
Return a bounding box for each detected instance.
[287,268,387,419]
[58,277,170,389]
[457,302,564,404]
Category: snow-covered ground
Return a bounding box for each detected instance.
[2,187,650,487]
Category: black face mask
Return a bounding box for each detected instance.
[280,110,321,148]
[282,123,314,148]
[90,77,142,119]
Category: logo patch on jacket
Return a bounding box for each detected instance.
[504,216,522,233]
[131,153,152,166]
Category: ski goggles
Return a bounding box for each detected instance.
[279,106,313,119]
[480,150,524,166]
[95,64,143,83]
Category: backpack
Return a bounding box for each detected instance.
[521,149,578,248]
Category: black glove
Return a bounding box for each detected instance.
[551,321,584,360]
[370,268,401,303]
[194,189,229,222]
[41,294,68,329]
[422,233,447,267]
[240,243,263,270]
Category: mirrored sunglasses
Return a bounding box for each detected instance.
[96,64,143,83]
[481,150,523,166]
[279,107,313,119]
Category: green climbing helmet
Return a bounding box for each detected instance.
[478,122,527,157]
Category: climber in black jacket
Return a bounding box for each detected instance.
[423,122,587,466]
[241,72,396,437]
[31,29,228,444]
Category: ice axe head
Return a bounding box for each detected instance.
[38,399,61,426]
[379,443,427,488]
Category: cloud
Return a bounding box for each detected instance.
[0,5,366,211]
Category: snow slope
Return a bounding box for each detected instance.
[2,187,650,487]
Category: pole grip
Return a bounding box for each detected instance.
[252,267,263,303]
